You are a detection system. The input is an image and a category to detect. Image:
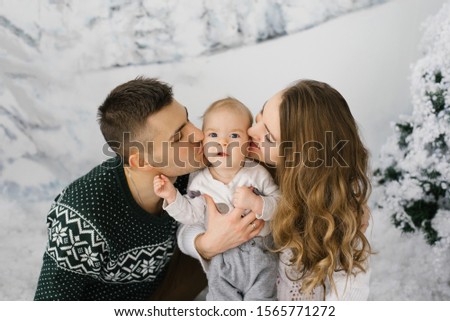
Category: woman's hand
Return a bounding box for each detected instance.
[195,194,264,259]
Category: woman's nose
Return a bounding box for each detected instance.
[248,123,261,142]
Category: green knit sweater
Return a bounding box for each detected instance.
[34,157,189,300]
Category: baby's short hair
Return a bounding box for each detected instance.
[202,97,253,129]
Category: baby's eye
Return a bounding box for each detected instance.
[208,132,218,138]
[230,133,240,139]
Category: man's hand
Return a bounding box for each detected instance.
[153,174,177,204]
[194,194,264,260]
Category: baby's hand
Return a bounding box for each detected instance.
[153,174,177,204]
[232,186,262,213]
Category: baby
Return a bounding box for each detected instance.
[154,97,280,300]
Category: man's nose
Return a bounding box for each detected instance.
[190,124,204,142]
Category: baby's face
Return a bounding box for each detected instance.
[202,108,250,169]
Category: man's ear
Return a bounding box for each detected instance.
[128,152,140,169]
[128,150,154,172]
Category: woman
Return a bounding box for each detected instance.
[178,79,371,300]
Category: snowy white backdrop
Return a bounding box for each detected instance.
[0,0,448,300]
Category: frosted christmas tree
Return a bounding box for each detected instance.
[374,3,450,246]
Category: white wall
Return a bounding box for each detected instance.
[87,0,445,167]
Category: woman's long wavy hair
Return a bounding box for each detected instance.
[272,79,372,297]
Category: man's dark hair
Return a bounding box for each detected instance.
[97,76,173,164]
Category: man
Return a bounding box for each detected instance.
[34,77,208,300]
